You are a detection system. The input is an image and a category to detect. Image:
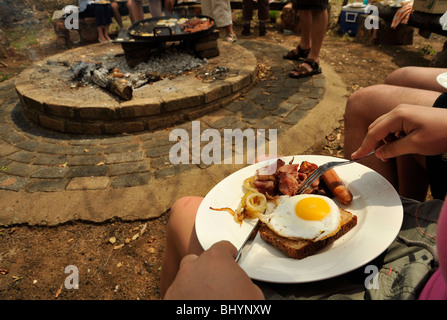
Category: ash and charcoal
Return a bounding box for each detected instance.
[71,47,208,90]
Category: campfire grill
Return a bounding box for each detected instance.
[127,15,215,42]
[115,15,220,67]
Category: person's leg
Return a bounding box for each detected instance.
[385,66,446,92]
[127,0,135,23]
[160,196,204,298]
[241,0,254,36]
[344,84,441,200]
[298,10,312,50]
[148,0,162,18]
[129,0,144,23]
[306,9,327,62]
[90,5,109,42]
[289,9,327,78]
[200,0,212,18]
[103,24,111,40]
[110,0,123,28]
[164,0,174,15]
[257,0,269,36]
[103,4,113,40]
[211,0,236,41]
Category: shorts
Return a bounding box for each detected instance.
[79,4,112,27]
[201,0,232,28]
[291,0,329,10]
[427,93,447,200]
[256,197,442,300]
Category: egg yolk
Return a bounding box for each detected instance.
[295,197,331,221]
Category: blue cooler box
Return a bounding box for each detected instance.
[339,4,368,36]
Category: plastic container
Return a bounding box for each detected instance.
[339,4,368,36]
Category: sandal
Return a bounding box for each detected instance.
[223,34,237,43]
[288,59,322,79]
[283,45,310,61]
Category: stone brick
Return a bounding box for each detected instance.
[147,113,188,131]
[66,177,110,190]
[67,165,108,177]
[37,143,71,155]
[39,115,66,133]
[4,161,37,177]
[104,121,145,134]
[15,140,40,152]
[33,154,69,166]
[163,91,203,112]
[105,152,144,164]
[108,160,151,176]
[79,106,118,120]
[283,109,307,125]
[194,40,218,52]
[272,101,297,118]
[66,121,104,135]
[119,98,162,118]
[21,92,46,113]
[45,100,77,118]
[31,166,70,179]
[298,99,319,111]
[103,143,140,154]
[154,164,195,180]
[110,172,151,188]
[0,175,30,192]
[228,73,252,93]
[6,150,38,164]
[202,83,232,103]
[26,179,69,192]
[67,155,107,166]
[0,143,19,157]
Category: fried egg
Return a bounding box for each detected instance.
[260,194,341,241]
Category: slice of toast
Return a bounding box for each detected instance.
[259,208,357,259]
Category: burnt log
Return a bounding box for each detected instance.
[91,68,133,101]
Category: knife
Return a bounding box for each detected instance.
[235,219,261,263]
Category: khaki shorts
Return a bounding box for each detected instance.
[256,197,442,300]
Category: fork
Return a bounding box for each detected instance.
[296,150,376,194]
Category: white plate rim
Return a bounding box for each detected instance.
[195,155,403,283]
[436,72,447,89]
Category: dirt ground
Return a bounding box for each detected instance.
[0,5,445,300]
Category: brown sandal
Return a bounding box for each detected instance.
[283,45,310,61]
[288,59,322,79]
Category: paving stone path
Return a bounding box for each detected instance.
[0,40,325,193]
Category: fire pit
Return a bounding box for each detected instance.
[14,37,257,135]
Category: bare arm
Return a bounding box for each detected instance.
[351,104,447,161]
[164,241,265,300]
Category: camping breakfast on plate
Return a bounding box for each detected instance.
[211,158,357,259]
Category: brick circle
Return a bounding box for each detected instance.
[15,41,257,135]
[1,40,326,193]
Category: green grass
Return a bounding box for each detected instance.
[0,72,13,83]
[5,28,39,50]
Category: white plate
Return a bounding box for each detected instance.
[195,155,403,283]
[437,72,447,89]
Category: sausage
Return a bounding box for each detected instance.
[321,168,353,205]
